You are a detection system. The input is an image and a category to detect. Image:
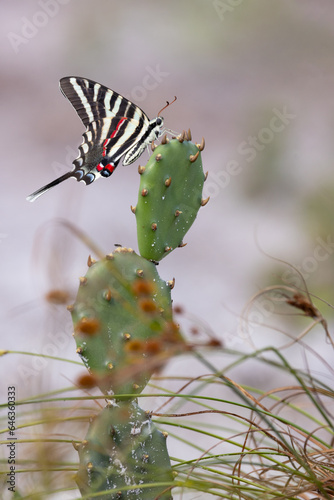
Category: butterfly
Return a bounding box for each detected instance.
[27,77,174,202]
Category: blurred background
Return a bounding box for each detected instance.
[1,0,334,495]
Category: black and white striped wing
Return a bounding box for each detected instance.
[59,77,149,127]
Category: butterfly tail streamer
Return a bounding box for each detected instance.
[26,171,74,202]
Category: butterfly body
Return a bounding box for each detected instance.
[27,77,165,202]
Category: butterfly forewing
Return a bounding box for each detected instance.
[59,77,149,127]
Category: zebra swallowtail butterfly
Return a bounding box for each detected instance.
[27,77,174,202]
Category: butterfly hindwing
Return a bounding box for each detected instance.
[70,116,144,183]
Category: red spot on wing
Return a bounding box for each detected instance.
[96,162,115,173]
[102,117,128,157]
[105,164,115,173]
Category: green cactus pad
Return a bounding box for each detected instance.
[76,401,173,499]
[134,133,207,261]
[71,247,183,398]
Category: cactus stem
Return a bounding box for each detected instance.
[79,277,87,286]
[155,153,162,162]
[130,205,136,214]
[164,176,172,187]
[188,128,192,141]
[189,150,200,163]
[204,170,209,181]
[174,209,182,217]
[151,140,156,151]
[141,188,148,197]
[138,165,145,175]
[201,196,210,207]
[178,241,187,248]
[151,222,158,231]
[167,278,175,289]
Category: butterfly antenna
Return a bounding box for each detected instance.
[158,96,177,117]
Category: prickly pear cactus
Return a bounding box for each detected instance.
[70,247,183,398]
[133,131,208,261]
[76,401,173,499]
